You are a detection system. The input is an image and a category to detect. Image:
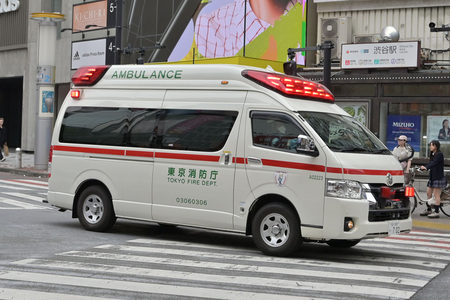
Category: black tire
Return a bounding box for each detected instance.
[410,195,418,214]
[440,201,450,217]
[77,185,116,232]
[251,203,301,257]
[326,239,361,248]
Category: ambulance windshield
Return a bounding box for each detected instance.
[299,112,390,154]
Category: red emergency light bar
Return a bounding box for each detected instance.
[72,65,110,86]
[242,70,335,102]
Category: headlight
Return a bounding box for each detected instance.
[327,180,362,199]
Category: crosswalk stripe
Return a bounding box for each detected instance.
[9,179,48,186]
[363,237,450,250]
[0,179,48,189]
[6,230,450,299]
[2,192,45,203]
[12,258,418,298]
[59,247,439,280]
[0,288,111,300]
[126,238,450,268]
[0,270,315,300]
[408,230,450,238]
[0,184,31,191]
[0,197,48,209]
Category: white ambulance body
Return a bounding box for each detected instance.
[47,64,412,256]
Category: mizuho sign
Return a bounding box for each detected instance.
[0,0,20,14]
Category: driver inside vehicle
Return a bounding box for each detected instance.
[266,119,299,151]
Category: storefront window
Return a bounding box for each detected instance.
[381,102,450,159]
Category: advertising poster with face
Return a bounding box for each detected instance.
[427,116,450,157]
[168,0,307,65]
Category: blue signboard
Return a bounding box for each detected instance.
[386,115,421,152]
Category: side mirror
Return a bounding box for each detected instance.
[297,135,318,156]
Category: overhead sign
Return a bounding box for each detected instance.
[341,41,420,69]
[73,0,107,32]
[71,38,114,70]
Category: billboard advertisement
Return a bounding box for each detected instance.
[168,0,307,65]
[386,115,421,153]
[427,116,450,157]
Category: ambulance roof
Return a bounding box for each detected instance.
[71,64,335,105]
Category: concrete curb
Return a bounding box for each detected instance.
[0,167,49,178]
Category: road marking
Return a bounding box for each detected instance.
[7,230,450,299]
[0,184,31,191]
[0,270,313,300]
[2,192,45,203]
[126,237,450,268]
[12,258,419,298]
[87,243,438,278]
[0,288,111,300]
[8,179,48,187]
[0,179,48,189]
[0,197,48,209]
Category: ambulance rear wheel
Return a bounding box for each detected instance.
[252,203,301,257]
[77,185,116,232]
[326,239,360,248]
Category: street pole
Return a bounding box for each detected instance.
[30,12,65,170]
[322,40,333,89]
[285,41,334,89]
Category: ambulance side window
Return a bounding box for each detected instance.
[59,106,159,148]
[251,111,307,152]
[128,109,159,148]
[157,109,238,152]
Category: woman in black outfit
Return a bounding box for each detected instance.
[0,118,6,162]
[420,140,447,218]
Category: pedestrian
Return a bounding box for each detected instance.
[419,140,447,218]
[0,118,6,162]
[392,135,414,184]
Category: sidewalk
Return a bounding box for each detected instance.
[0,150,48,178]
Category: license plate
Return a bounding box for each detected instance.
[388,221,400,236]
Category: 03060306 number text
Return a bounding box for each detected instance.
[176,198,208,206]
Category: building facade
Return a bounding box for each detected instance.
[309,0,450,162]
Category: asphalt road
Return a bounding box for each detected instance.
[0,172,449,299]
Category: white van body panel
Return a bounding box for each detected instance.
[151,90,246,229]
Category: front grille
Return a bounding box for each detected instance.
[368,208,410,222]
[366,183,411,222]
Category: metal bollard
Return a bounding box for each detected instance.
[15,148,22,168]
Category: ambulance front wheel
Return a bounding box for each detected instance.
[77,185,116,232]
[252,203,302,257]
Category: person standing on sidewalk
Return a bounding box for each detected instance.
[0,118,6,162]
[420,140,446,218]
[392,135,414,184]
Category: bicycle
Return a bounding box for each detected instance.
[407,166,450,216]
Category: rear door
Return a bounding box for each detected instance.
[152,90,246,229]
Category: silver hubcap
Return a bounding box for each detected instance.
[260,213,290,248]
[83,194,104,224]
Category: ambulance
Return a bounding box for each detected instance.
[47,64,413,256]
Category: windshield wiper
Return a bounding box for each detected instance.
[338,147,368,153]
[372,149,391,154]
